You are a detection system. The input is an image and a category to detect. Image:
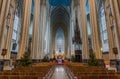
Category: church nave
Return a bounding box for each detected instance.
[0,0,120,79]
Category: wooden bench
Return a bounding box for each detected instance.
[0,62,55,79]
[65,62,120,79]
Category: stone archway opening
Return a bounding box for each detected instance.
[50,5,70,59]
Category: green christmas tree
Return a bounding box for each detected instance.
[88,49,99,66]
[17,51,32,66]
[42,55,50,62]
[71,55,76,62]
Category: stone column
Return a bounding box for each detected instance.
[118,0,120,9]
[89,0,102,59]
[0,0,3,12]
[41,2,47,58]
[79,0,89,59]
[37,4,42,60]
[17,0,32,59]
[40,3,46,59]
[5,0,16,60]
[47,17,51,57]
[49,26,53,58]
[65,30,68,58]
[31,0,40,60]
[39,6,43,59]
[109,0,120,58]
[52,27,55,58]
[104,1,116,60]
[0,0,11,59]
[37,1,46,60]
[69,18,73,58]
[0,0,9,48]
[68,27,71,58]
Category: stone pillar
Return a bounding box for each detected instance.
[37,4,42,60]
[68,27,71,58]
[69,18,73,58]
[65,31,68,58]
[109,0,120,58]
[41,2,47,58]
[40,2,46,59]
[0,0,3,12]
[31,0,40,60]
[52,27,55,58]
[37,1,46,60]
[79,0,89,60]
[47,17,51,57]
[104,1,116,60]
[5,0,16,59]
[17,0,32,59]
[118,0,120,9]
[49,26,53,58]
[89,0,102,59]
[0,0,11,59]
[0,0,8,48]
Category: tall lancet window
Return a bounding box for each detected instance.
[98,1,109,53]
[55,27,65,54]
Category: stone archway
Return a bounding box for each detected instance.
[50,6,70,59]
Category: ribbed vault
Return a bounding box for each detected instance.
[51,6,70,29]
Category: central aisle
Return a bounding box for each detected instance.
[51,65,69,79]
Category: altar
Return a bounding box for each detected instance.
[53,48,65,64]
[55,54,64,64]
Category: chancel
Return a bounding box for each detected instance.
[0,0,120,79]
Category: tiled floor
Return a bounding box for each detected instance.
[51,65,69,79]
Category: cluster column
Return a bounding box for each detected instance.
[109,0,120,58]
[0,0,14,59]
[5,0,16,59]
[41,1,47,58]
[104,0,116,60]
[37,4,43,60]
[79,0,89,59]
[39,1,47,59]
[17,0,32,59]
[0,0,9,43]
[89,0,102,59]
[31,0,41,60]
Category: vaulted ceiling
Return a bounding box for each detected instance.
[49,0,71,42]
[49,0,71,6]
[49,0,71,29]
[51,6,70,29]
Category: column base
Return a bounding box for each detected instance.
[0,60,4,71]
[110,59,117,68]
[0,59,12,71]
[116,59,120,72]
[110,59,120,72]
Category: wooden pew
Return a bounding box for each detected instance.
[0,62,55,79]
[65,62,120,79]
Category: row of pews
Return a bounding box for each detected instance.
[65,62,120,79]
[0,62,55,79]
